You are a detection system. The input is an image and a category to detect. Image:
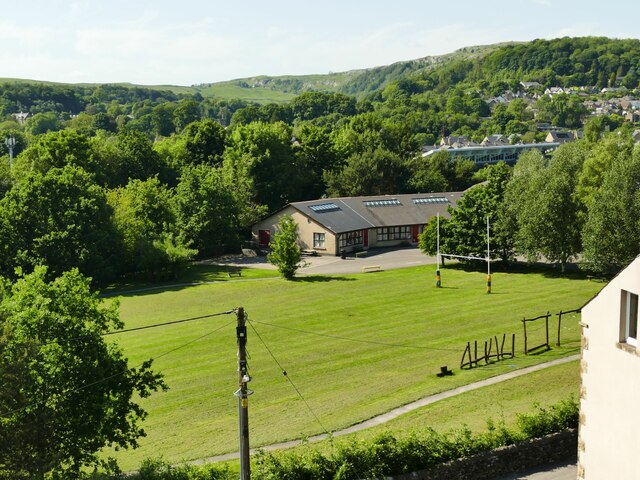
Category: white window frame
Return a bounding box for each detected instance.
[621,290,638,347]
[313,232,325,249]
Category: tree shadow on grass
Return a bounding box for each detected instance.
[99,264,278,298]
[293,275,356,283]
[441,260,612,282]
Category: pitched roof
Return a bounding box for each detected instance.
[290,192,463,234]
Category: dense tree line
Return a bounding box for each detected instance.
[0,36,638,283]
[420,130,640,274]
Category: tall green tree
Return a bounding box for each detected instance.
[408,151,475,193]
[324,147,409,197]
[267,215,301,280]
[14,130,99,180]
[582,147,640,273]
[173,100,201,133]
[501,150,543,261]
[512,143,586,271]
[575,131,634,208]
[292,123,340,199]
[182,119,226,166]
[0,165,118,282]
[107,177,195,279]
[174,165,240,256]
[0,267,166,479]
[222,122,304,212]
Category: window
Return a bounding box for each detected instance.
[621,290,639,347]
[309,203,340,212]
[338,231,364,248]
[376,226,411,242]
[313,232,325,249]
[412,197,449,205]
[363,199,401,207]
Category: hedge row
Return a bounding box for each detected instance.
[89,397,577,480]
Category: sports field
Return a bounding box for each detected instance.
[106,264,602,468]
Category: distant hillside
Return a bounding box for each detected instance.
[2,37,639,112]
[0,43,509,105]
[192,43,509,103]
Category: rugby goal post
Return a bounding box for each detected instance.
[436,213,492,293]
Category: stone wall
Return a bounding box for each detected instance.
[383,429,577,480]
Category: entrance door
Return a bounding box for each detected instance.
[258,230,271,247]
[412,225,419,243]
[363,229,369,248]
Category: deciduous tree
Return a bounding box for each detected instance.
[267,215,301,279]
[0,267,166,478]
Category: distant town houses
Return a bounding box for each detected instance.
[11,112,29,124]
[481,134,510,147]
[520,81,542,90]
[544,131,582,144]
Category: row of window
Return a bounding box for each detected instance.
[314,227,416,249]
[338,231,363,248]
[377,226,411,242]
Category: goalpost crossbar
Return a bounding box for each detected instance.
[440,253,490,262]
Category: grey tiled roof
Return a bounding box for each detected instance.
[290,192,463,234]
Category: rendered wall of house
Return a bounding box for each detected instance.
[578,259,640,480]
[251,207,337,254]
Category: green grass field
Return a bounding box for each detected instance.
[268,359,579,464]
[106,265,600,469]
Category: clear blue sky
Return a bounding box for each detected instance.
[1,0,638,86]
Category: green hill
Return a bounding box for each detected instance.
[0,43,508,104]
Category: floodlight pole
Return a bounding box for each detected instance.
[4,136,15,168]
[235,307,251,480]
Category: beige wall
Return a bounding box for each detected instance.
[251,207,338,255]
[579,258,640,480]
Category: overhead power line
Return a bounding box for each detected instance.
[0,319,235,419]
[31,309,237,347]
[248,318,329,435]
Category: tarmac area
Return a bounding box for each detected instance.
[213,246,438,275]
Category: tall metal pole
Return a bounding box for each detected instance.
[235,307,251,480]
[436,212,441,288]
[5,136,15,168]
[486,217,491,294]
[487,216,490,276]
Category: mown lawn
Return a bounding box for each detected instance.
[253,359,580,464]
[106,265,600,469]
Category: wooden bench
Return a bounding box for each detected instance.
[301,249,319,256]
[362,265,381,273]
[228,270,242,278]
[355,251,368,258]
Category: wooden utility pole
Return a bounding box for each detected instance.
[235,307,251,480]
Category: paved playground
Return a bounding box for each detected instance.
[213,247,438,275]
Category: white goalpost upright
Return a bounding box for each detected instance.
[436,214,492,293]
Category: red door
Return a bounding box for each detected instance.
[258,230,270,247]
[412,225,419,243]
[363,229,369,248]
